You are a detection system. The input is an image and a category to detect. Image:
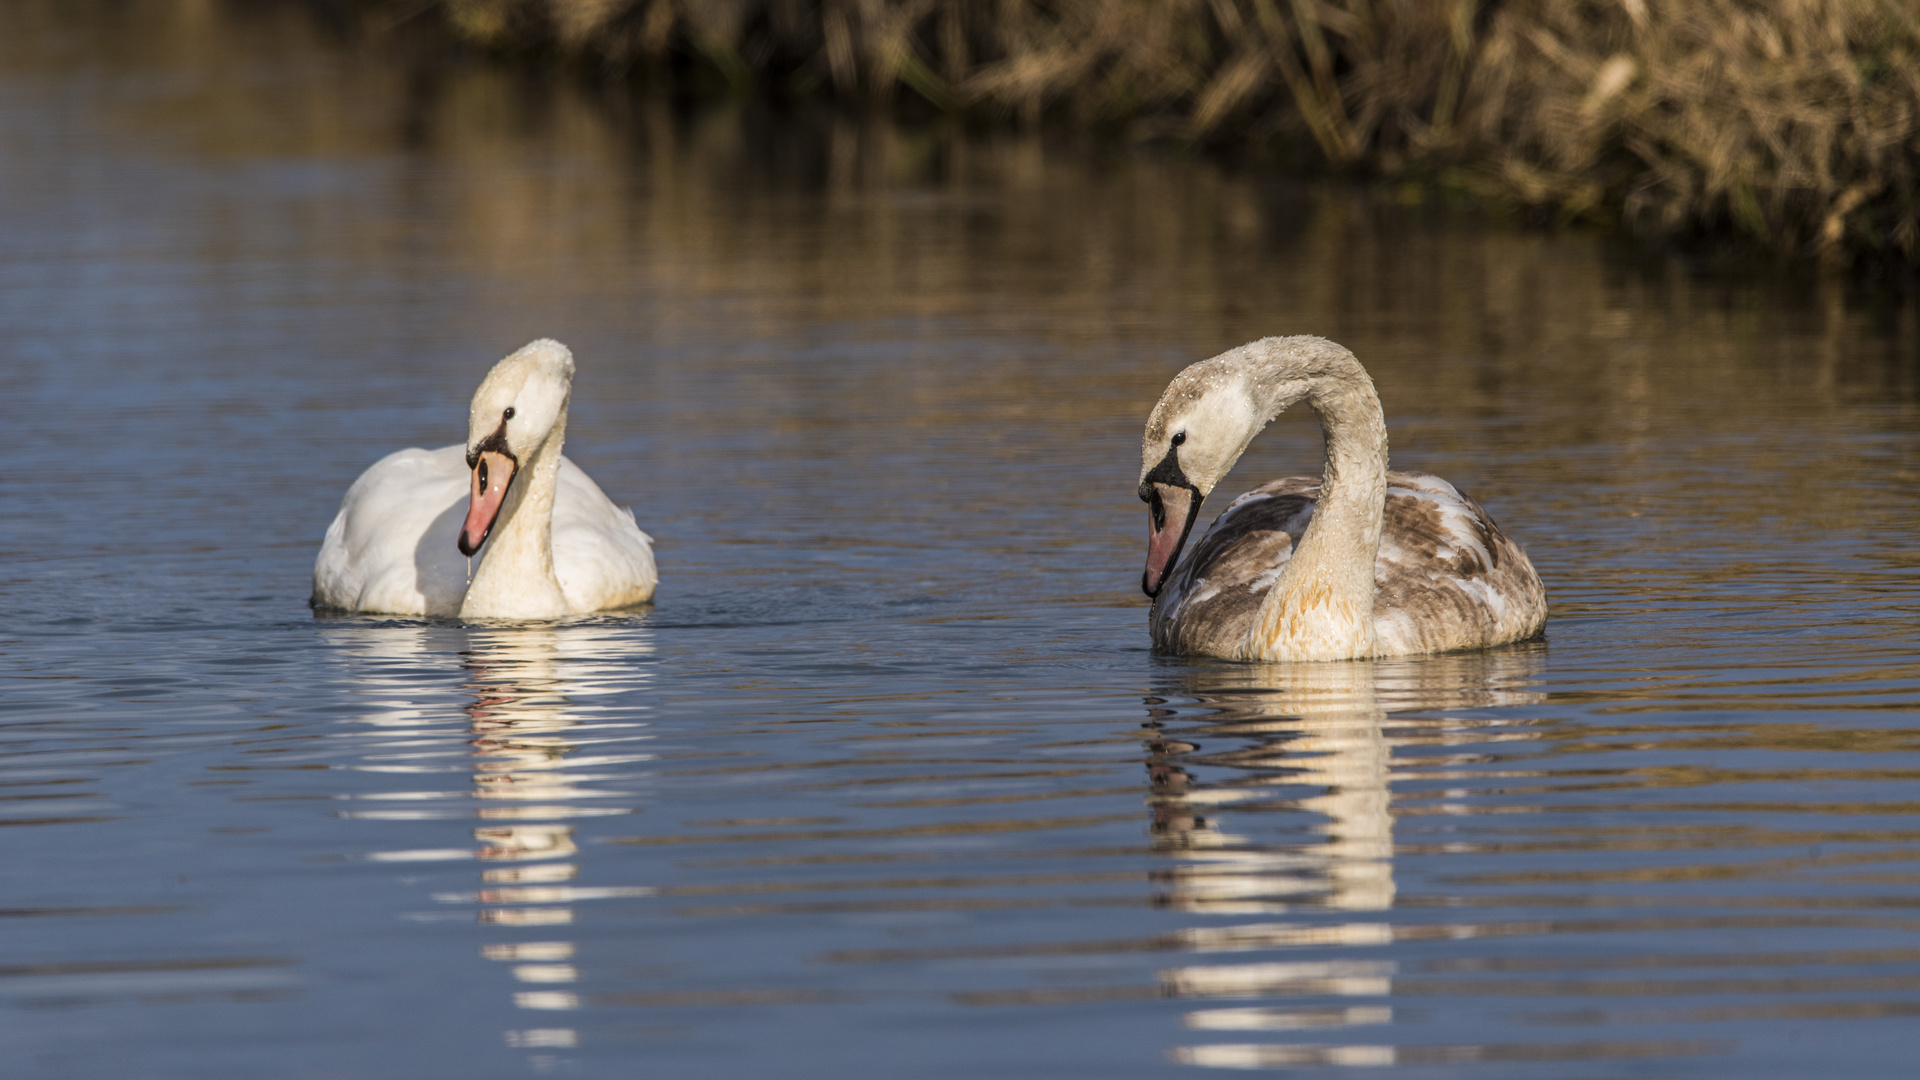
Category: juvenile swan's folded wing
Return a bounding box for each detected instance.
[1149,477,1320,657]
[1370,472,1546,656]
[1150,472,1545,658]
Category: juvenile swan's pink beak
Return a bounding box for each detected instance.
[1143,483,1196,598]
[458,450,516,556]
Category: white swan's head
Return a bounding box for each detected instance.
[457,339,576,556]
[1138,340,1317,597]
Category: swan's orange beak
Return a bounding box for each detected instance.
[458,450,516,556]
[1143,482,1198,598]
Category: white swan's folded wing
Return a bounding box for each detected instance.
[551,456,658,612]
[312,445,469,616]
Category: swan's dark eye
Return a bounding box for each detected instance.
[1171,431,1185,447]
[503,407,515,420]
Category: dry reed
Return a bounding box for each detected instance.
[353,0,1920,264]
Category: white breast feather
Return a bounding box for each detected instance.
[314,445,656,617]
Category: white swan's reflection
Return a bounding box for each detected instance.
[1146,647,1545,1044]
[322,620,654,1048]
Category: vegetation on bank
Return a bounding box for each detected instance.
[349,0,1920,266]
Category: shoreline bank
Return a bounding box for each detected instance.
[334,0,1920,268]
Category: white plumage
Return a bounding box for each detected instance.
[312,340,656,619]
[313,446,654,616]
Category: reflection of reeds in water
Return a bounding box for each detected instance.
[396,0,1920,262]
[14,1,1915,444]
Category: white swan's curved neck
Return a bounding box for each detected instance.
[459,412,570,619]
[1245,348,1388,660]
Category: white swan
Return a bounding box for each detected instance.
[1138,335,1545,661]
[312,339,657,619]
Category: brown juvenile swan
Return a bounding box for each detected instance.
[1138,336,1546,661]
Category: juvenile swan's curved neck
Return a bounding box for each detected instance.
[1244,340,1388,660]
[459,408,571,619]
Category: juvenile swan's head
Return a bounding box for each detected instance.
[1137,339,1321,597]
[457,339,576,556]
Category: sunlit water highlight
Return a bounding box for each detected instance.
[2,4,1919,1077]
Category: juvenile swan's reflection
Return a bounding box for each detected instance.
[325,621,654,1050]
[1144,647,1545,1049]
[1145,648,1544,914]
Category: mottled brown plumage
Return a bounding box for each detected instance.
[1139,337,1546,661]
[1149,471,1546,658]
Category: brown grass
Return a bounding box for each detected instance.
[357,0,1920,265]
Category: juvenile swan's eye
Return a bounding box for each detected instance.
[503,407,515,420]
[1171,431,1186,447]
